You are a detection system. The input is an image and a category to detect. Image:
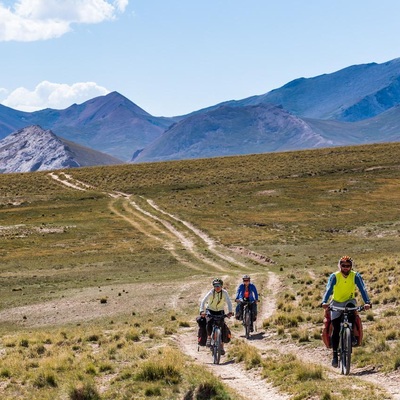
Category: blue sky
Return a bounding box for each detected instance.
[1,0,400,117]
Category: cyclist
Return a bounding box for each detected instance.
[235,274,259,328]
[199,278,233,355]
[321,256,371,367]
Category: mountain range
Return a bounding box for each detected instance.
[1,57,400,171]
[0,125,122,173]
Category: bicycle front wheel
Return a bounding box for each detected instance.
[341,327,352,375]
[213,328,222,364]
[244,308,251,339]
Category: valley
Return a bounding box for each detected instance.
[1,144,400,399]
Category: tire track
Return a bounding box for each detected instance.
[49,173,230,272]
[147,199,249,268]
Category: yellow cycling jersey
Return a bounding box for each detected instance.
[332,270,356,302]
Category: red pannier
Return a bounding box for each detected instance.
[321,308,363,348]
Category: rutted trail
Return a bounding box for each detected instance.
[176,277,290,400]
[147,199,248,268]
[49,172,247,273]
[178,330,289,400]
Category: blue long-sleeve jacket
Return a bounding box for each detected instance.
[322,271,371,304]
[235,283,259,302]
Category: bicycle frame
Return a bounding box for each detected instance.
[241,300,254,339]
[330,305,364,375]
[208,313,227,364]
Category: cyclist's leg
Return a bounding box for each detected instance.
[331,317,341,367]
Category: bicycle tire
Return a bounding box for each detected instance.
[213,328,221,364]
[341,327,352,375]
[244,307,251,339]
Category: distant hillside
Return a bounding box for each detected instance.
[0,92,177,161]
[132,104,333,163]
[199,57,400,122]
[0,125,122,173]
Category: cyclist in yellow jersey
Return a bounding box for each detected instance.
[321,256,371,367]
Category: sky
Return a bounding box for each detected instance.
[1,1,400,117]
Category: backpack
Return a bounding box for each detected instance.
[196,316,207,346]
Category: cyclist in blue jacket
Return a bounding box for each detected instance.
[235,274,259,326]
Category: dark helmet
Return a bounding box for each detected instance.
[212,278,223,286]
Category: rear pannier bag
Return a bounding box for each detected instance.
[196,316,207,346]
[321,308,363,348]
[321,308,332,348]
[222,323,231,343]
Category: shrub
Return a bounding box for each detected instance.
[0,369,11,378]
[136,362,181,385]
[296,366,323,381]
[69,382,101,400]
[87,334,100,342]
[33,372,58,388]
[144,386,162,396]
[386,331,397,341]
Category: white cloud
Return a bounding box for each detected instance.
[1,81,110,111]
[0,0,128,41]
[0,87,9,100]
[114,0,128,13]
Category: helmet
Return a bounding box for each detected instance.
[212,278,223,286]
[338,255,353,269]
[242,274,250,280]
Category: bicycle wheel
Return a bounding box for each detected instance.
[340,327,352,375]
[244,307,251,339]
[213,328,222,364]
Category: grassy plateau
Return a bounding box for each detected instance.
[0,142,400,399]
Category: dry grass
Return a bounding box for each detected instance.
[1,142,400,398]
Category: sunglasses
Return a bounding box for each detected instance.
[340,264,352,268]
[243,279,250,282]
[213,284,222,288]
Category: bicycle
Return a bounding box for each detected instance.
[330,304,364,375]
[208,313,229,364]
[240,300,255,339]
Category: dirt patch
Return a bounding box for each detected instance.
[230,246,275,265]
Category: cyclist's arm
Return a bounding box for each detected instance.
[235,284,243,300]
[251,284,259,301]
[321,273,336,304]
[223,290,233,313]
[355,273,371,304]
[199,290,212,313]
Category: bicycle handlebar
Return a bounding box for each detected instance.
[329,305,365,312]
[204,312,231,319]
